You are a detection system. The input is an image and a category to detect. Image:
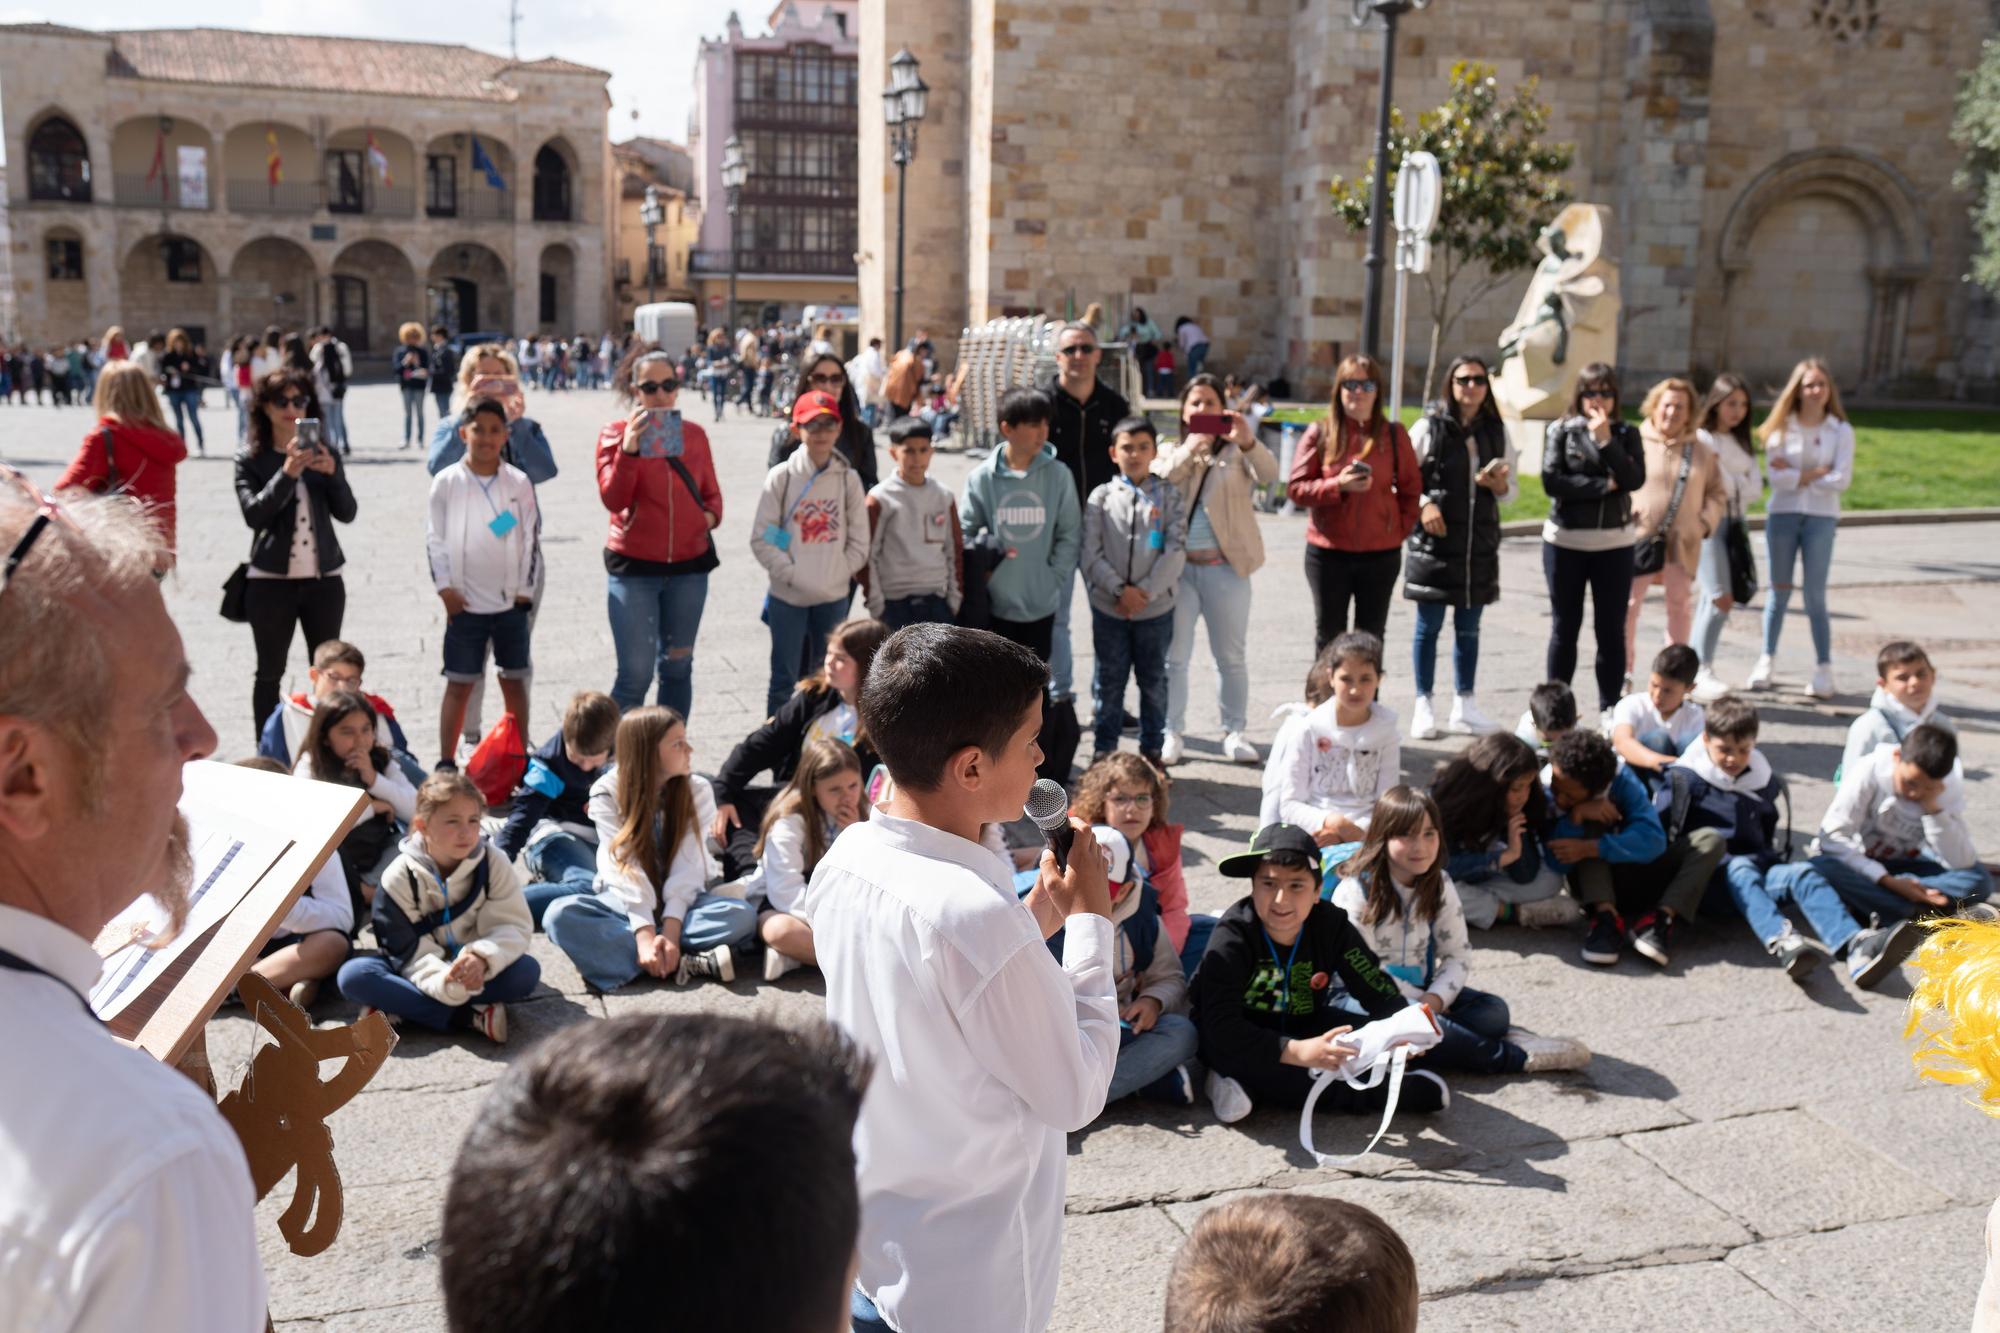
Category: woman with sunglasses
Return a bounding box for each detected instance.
[597,345,723,718]
[1540,362,1646,713]
[1286,352,1422,648]
[234,368,358,732]
[766,352,879,492]
[1402,354,1515,740]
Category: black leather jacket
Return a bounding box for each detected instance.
[1541,417,1645,534]
[234,445,358,574]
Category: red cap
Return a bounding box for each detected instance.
[791,390,842,427]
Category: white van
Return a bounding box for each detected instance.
[634,302,699,356]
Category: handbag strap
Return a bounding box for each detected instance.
[1656,442,1693,537]
[664,454,711,519]
[98,426,118,492]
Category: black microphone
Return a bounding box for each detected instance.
[1024,778,1074,873]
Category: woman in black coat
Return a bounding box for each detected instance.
[765,351,879,492]
[1403,354,1514,740]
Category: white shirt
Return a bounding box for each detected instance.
[805,809,1119,1333]
[426,461,541,615]
[273,852,354,940]
[588,769,719,933]
[0,903,267,1332]
[1610,692,1706,752]
[1696,428,1761,514]
[1764,416,1855,518]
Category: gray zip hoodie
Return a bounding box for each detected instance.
[1081,473,1186,620]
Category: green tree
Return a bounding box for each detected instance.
[1329,61,1575,401]
[1953,38,2000,294]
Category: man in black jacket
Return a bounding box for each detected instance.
[1037,321,1130,703]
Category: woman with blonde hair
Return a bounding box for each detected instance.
[393,320,429,449]
[55,359,189,554]
[1624,377,1726,676]
[1749,357,1853,697]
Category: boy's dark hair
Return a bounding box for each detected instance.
[1550,728,1618,795]
[1877,639,1932,677]
[997,385,1052,428]
[1902,723,1958,780]
[1529,681,1578,735]
[312,639,366,673]
[440,1014,871,1333]
[887,415,934,445]
[1111,413,1157,444]
[1162,1193,1418,1333]
[1260,849,1318,875]
[1703,693,1759,744]
[431,323,449,339]
[1650,643,1699,687]
[562,690,621,756]
[1329,629,1384,677]
[461,394,507,427]
[860,624,1047,792]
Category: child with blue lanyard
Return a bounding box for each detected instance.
[336,772,540,1043]
[1081,415,1187,767]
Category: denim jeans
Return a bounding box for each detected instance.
[1456,860,1567,929]
[881,592,953,630]
[1728,856,1864,952]
[1761,511,1838,663]
[433,387,452,421]
[1691,521,1734,666]
[1106,1013,1199,1102]
[520,831,598,930]
[542,891,759,992]
[229,386,249,445]
[1185,342,1210,380]
[401,384,427,445]
[1167,560,1252,735]
[1179,912,1218,978]
[1411,600,1485,697]
[1091,609,1172,755]
[708,373,729,418]
[1631,726,1689,795]
[322,395,348,450]
[1543,540,1636,711]
[1049,566,1081,701]
[1798,853,1991,925]
[851,1289,893,1333]
[167,388,204,448]
[335,953,541,1031]
[607,570,709,717]
[764,592,849,716]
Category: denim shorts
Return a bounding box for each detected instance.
[442,605,532,681]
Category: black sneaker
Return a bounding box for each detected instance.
[1629,911,1675,967]
[1768,929,1830,982]
[432,758,459,774]
[1847,916,1922,989]
[1581,909,1624,966]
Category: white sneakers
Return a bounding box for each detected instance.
[1516,895,1585,929]
[1746,654,1775,690]
[1222,732,1260,765]
[1449,695,1499,735]
[1690,666,1729,703]
[1510,1029,1591,1073]
[1410,694,1440,740]
[1808,662,1838,698]
[1206,1070,1253,1124]
[1736,655,1836,697]
[1160,731,1185,766]
[764,948,805,983]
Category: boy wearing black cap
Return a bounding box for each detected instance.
[1191,823,1449,1124]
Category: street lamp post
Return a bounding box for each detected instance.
[883,47,929,351]
[721,134,748,332]
[1352,0,1430,359]
[640,184,665,308]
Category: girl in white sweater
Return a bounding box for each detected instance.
[747,737,868,981]
[1690,373,1765,699]
[1750,358,1855,698]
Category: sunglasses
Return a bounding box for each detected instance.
[274,393,310,409]
[1057,344,1099,357]
[1339,379,1377,394]
[808,372,845,386]
[634,379,679,395]
[0,464,80,605]
[1452,375,1489,388]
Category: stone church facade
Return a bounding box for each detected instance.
[857,0,2000,398]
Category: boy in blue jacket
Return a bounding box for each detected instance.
[959,386,1081,663]
[500,690,620,929]
[1543,729,1669,968]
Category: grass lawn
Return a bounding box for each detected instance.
[1262,406,2000,519]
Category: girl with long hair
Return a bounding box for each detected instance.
[748,737,868,980]
[1749,357,1853,697]
[1690,373,1763,698]
[1624,377,1727,677]
[1285,353,1422,647]
[295,689,415,916]
[56,359,187,555]
[543,706,757,992]
[1430,732,1573,929]
[1332,786,1588,1073]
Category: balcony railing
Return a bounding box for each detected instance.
[734,100,859,132]
[691,248,855,277]
[228,179,321,215]
[741,174,857,204]
[112,173,212,210]
[459,189,513,221]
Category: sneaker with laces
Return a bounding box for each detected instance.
[1516,895,1585,929]
[1222,731,1260,764]
[287,979,320,1010]
[1160,731,1185,766]
[1205,1070,1253,1124]
[1807,662,1838,699]
[1746,654,1775,690]
[1409,694,1439,741]
[471,1002,507,1044]
[356,1004,400,1028]
[1581,908,1624,966]
[1690,667,1729,703]
[1847,917,1922,989]
[763,947,805,983]
[1629,911,1675,967]
[676,944,737,986]
[1768,929,1830,982]
[1449,694,1500,735]
[1508,1029,1592,1073]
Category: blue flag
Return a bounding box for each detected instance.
[471,134,506,190]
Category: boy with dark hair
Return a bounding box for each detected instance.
[1543,729,1670,967]
[802,623,1116,1333]
[1515,680,1579,759]
[863,415,963,630]
[1191,822,1447,1125]
[960,387,1081,661]
[501,689,621,929]
[439,1014,871,1333]
[1842,639,1954,778]
[1163,1193,1419,1333]
[1081,414,1186,766]
[257,638,419,780]
[1610,642,1705,788]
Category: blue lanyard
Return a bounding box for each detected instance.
[1261,928,1304,1029]
[472,471,503,520]
[429,871,461,957]
[784,464,828,529]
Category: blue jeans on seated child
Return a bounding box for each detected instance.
[851,1289,893,1333]
[1411,600,1484,698]
[442,605,532,682]
[1091,609,1173,756]
[1632,725,1688,793]
[1179,912,1219,978]
[765,593,850,716]
[1726,856,1864,952]
[1106,1013,1199,1103]
[542,890,758,992]
[1798,853,1991,926]
[880,593,953,630]
[336,953,541,1031]
[1455,860,1567,930]
[520,831,598,930]
[607,570,709,718]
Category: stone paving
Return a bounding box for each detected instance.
[9,384,2000,1332]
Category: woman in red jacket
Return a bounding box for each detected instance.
[598,344,723,718]
[56,358,188,563]
[1286,353,1422,647]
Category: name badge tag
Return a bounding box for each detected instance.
[488,510,518,538]
[763,523,792,551]
[1148,529,1165,550]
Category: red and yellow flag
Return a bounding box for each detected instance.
[266,126,282,185]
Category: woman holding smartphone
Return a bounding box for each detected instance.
[597,345,723,718]
[234,368,357,732]
[1749,358,1853,698]
[1402,354,1514,740]
[1155,373,1281,766]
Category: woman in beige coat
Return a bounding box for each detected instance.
[1625,377,1727,676]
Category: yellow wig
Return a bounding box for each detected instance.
[1906,917,2000,1116]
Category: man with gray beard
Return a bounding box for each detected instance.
[0,471,266,1331]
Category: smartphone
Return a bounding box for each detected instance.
[294,419,323,454]
[1187,411,1234,437]
[1347,459,1372,476]
[471,375,526,421]
[636,409,685,459]
[1477,457,1505,479]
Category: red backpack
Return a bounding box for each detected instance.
[463,712,528,809]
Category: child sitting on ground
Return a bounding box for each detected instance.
[959,386,1082,661]
[1514,680,1579,760]
[1842,639,1955,778]
[1686,695,1921,986]
[1073,753,1199,972]
[294,690,418,917]
[744,737,867,982]
[1261,630,1399,844]
[863,416,962,630]
[1192,822,1448,1125]
[237,756,351,1008]
[499,689,620,929]
[1261,641,1339,831]
[1432,732,1576,929]
[1332,787,1589,1073]
[335,772,540,1042]
[1163,1193,1418,1333]
[1078,825,1198,1107]
[1542,729,1669,968]
[1611,643,1705,791]
[256,638,420,783]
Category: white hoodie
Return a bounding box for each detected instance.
[1841,686,1954,779]
[1810,747,1977,882]
[1262,698,1400,832]
[1330,873,1471,1008]
[1672,741,1775,796]
[750,446,870,607]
